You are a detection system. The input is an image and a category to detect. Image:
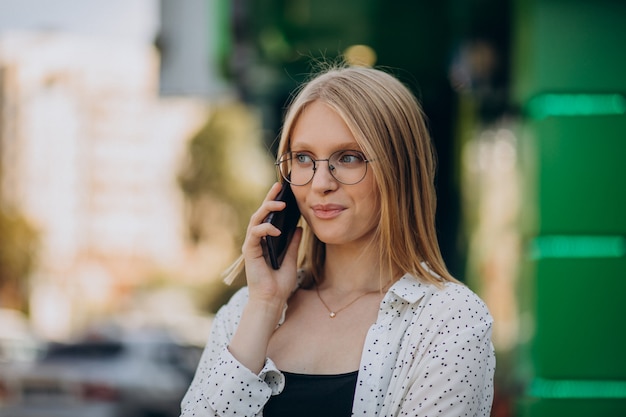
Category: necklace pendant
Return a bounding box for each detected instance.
[329,312,337,318]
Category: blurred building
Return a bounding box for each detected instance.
[0,31,208,339]
[158,0,230,97]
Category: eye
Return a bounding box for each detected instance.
[336,151,366,165]
[294,152,314,166]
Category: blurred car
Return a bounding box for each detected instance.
[0,329,202,417]
[0,309,41,364]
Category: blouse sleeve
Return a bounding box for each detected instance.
[396,286,496,417]
[179,288,285,417]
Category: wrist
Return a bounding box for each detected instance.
[244,298,286,326]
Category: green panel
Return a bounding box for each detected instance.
[513,1,626,415]
[513,0,626,103]
[530,378,626,399]
[532,257,626,379]
[527,94,626,120]
[525,115,626,234]
[517,398,626,417]
[530,235,626,259]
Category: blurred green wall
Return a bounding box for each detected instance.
[513,0,626,415]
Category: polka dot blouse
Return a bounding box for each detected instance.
[180,273,495,416]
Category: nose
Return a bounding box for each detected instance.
[310,160,338,192]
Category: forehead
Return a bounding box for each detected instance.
[289,101,360,151]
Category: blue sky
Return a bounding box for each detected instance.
[0,0,159,42]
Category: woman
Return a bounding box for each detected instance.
[180,65,495,416]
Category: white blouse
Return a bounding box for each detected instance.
[180,274,495,417]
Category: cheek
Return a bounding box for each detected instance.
[364,191,381,220]
[362,176,381,211]
[356,183,382,225]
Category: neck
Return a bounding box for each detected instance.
[321,243,394,293]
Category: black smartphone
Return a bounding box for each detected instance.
[262,183,301,269]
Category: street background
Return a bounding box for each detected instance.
[0,1,624,416]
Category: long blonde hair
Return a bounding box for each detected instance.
[225,64,456,287]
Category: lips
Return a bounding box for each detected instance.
[311,204,345,219]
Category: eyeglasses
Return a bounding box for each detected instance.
[276,150,371,186]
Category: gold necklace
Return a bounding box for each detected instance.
[315,284,385,318]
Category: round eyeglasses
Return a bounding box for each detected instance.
[276,150,371,186]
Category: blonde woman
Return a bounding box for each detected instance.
[181,65,495,417]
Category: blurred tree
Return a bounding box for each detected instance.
[177,102,274,312]
[178,102,272,245]
[0,206,39,311]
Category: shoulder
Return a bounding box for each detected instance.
[430,281,490,311]
[430,281,493,324]
[392,274,492,326]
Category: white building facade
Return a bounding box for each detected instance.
[0,32,208,339]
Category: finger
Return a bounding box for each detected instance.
[243,182,289,259]
[248,183,287,228]
[242,222,280,255]
[266,182,283,199]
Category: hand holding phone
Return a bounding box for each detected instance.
[262,183,301,269]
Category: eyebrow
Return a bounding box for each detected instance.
[289,141,362,153]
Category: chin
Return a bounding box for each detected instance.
[308,226,345,244]
[312,233,345,246]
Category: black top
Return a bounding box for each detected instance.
[263,370,359,417]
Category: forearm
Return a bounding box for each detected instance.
[228,299,285,374]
